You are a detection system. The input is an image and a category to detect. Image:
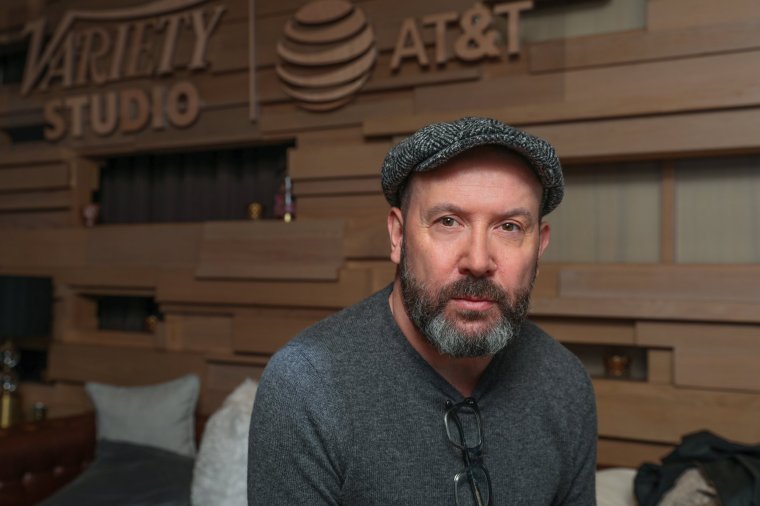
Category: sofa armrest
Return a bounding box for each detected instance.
[0,413,96,506]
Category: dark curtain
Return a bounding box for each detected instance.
[99,145,289,224]
[97,296,160,333]
[0,276,52,339]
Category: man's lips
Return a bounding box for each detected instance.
[449,297,495,311]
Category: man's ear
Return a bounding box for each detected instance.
[538,221,551,259]
[387,207,404,265]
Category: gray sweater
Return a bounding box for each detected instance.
[248,285,597,505]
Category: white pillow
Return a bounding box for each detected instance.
[596,468,637,506]
[192,378,259,506]
[85,374,200,457]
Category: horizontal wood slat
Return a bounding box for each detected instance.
[531,317,635,345]
[559,265,760,303]
[376,50,760,136]
[595,379,760,444]
[60,329,160,349]
[647,0,760,31]
[157,267,374,309]
[232,308,332,354]
[597,438,672,468]
[47,343,207,386]
[164,313,234,353]
[202,355,269,414]
[297,194,389,258]
[85,224,201,267]
[196,220,345,281]
[18,381,92,419]
[0,190,73,212]
[529,19,760,72]
[289,143,391,180]
[637,322,760,393]
[0,164,70,192]
[295,177,381,197]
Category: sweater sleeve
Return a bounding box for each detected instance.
[248,345,347,505]
[556,369,598,506]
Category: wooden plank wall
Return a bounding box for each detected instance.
[2,0,760,468]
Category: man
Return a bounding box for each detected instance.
[248,117,597,505]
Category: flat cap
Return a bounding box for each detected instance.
[380,117,564,216]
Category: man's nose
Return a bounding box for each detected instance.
[459,228,496,277]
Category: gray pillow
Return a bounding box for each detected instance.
[85,374,200,457]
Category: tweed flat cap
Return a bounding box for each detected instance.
[380,117,564,216]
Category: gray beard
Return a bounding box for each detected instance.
[399,244,534,358]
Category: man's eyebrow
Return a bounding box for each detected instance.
[423,204,537,224]
[423,203,465,221]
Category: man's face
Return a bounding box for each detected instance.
[389,147,550,357]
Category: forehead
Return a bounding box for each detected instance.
[405,146,543,208]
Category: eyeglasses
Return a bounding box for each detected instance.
[444,397,493,506]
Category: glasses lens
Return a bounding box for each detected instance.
[445,402,483,451]
[454,465,491,506]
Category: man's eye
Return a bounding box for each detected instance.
[440,217,457,227]
[501,223,519,232]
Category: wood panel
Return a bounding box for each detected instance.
[637,322,760,393]
[298,194,389,259]
[595,379,760,444]
[260,89,414,135]
[60,328,159,349]
[295,177,381,197]
[18,381,92,419]
[47,342,207,386]
[257,53,482,104]
[0,164,70,192]
[364,107,760,165]
[156,267,374,309]
[597,437,672,468]
[647,349,673,386]
[0,228,87,267]
[196,220,345,281]
[201,355,268,414]
[0,190,73,212]
[232,307,333,354]
[532,295,760,324]
[0,210,73,228]
[559,265,760,303]
[647,0,760,31]
[529,19,760,72]
[530,317,635,345]
[289,142,391,180]
[85,223,201,267]
[164,313,234,353]
[58,266,159,290]
[413,50,760,128]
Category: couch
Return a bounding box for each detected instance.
[0,412,208,506]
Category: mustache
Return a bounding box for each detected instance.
[437,276,508,306]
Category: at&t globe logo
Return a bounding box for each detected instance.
[276,0,377,111]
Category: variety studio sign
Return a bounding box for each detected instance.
[19,0,535,140]
[20,0,226,141]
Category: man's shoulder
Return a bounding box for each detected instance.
[262,285,393,379]
[514,320,593,389]
[293,285,391,347]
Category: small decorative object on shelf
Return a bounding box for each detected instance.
[32,401,47,422]
[274,176,296,223]
[144,314,160,333]
[604,352,632,379]
[247,202,263,220]
[0,340,21,428]
[82,190,101,228]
